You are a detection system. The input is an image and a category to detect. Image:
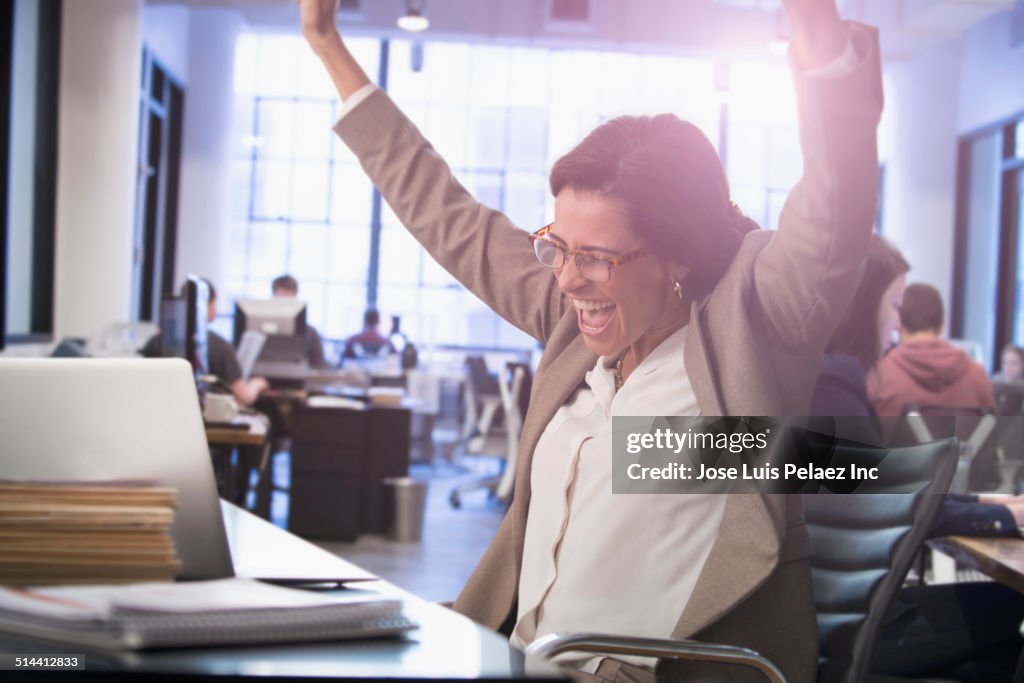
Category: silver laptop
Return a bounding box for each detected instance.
[0,358,234,581]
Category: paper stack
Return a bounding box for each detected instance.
[367,386,405,406]
[0,481,181,586]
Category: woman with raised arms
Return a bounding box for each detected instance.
[296,0,883,680]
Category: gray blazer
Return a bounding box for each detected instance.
[335,24,882,683]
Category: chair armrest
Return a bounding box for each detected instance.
[524,633,788,683]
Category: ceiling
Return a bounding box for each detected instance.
[144,0,1022,60]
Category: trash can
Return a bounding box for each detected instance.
[383,477,428,542]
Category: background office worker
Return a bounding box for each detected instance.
[298,0,880,680]
[994,344,1024,384]
[807,236,1024,679]
[271,273,328,368]
[143,279,269,406]
[343,309,395,359]
[869,283,996,417]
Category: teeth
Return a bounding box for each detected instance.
[573,299,615,312]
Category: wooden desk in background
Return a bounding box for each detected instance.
[928,536,1024,594]
[205,414,271,518]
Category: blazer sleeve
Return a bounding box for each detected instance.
[752,23,884,356]
[333,90,565,344]
[929,496,1018,538]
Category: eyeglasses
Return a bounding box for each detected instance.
[527,224,648,283]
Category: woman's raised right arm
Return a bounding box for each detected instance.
[298,0,370,99]
[297,0,565,343]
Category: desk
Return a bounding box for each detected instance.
[0,502,563,680]
[205,415,271,519]
[205,418,268,448]
[928,536,1024,593]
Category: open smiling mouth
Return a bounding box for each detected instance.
[574,299,616,336]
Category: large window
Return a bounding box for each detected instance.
[727,61,801,230]
[229,34,804,350]
[228,35,379,339]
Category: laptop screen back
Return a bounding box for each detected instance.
[0,358,234,580]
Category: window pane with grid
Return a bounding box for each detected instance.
[228,35,378,336]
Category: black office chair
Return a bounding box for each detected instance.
[526,438,960,683]
[809,439,959,683]
[993,383,1024,492]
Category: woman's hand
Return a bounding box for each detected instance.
[296,0,340,53]
[294,0,371,100]
[781,0,848,70]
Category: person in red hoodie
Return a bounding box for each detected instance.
[869,282,995,416]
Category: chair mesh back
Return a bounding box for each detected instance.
[806,438,958,683]
[506,361,533,420]
[466,356,501,397]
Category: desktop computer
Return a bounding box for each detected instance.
[159,275,210,375]
[234,298,309,386]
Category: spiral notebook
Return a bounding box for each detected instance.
[0,578,416,650]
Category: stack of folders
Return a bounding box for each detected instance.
[0,579,416,650]
[0,481,182,586]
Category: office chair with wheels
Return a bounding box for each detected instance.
[458,356,504,449]
[450,360,531,508]
[526,438,960,683]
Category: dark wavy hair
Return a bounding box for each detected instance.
[549,114,758,300]
[826,235,909,370]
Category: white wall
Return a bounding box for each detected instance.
[53,0,143,339]
[49,2,239,341]
[880,41,963,319]
[958,7,1024,134]
[173,9,243,306]
[142,4,189,84]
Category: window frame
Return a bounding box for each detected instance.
[952,111,1024,367]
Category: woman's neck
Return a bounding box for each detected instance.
[619,306,691,383]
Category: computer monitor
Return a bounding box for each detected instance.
[233,298,307,364]
[177,275,209,374]
[159,296,188,361]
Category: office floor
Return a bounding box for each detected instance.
[264,451,506,603]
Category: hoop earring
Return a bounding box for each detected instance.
[671,278,684,301]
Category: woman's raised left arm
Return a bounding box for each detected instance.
[751,1,884,354]
[785,0,848,70]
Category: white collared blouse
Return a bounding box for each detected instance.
[510,325,727,672]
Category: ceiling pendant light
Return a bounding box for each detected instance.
[397,0,429,32]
